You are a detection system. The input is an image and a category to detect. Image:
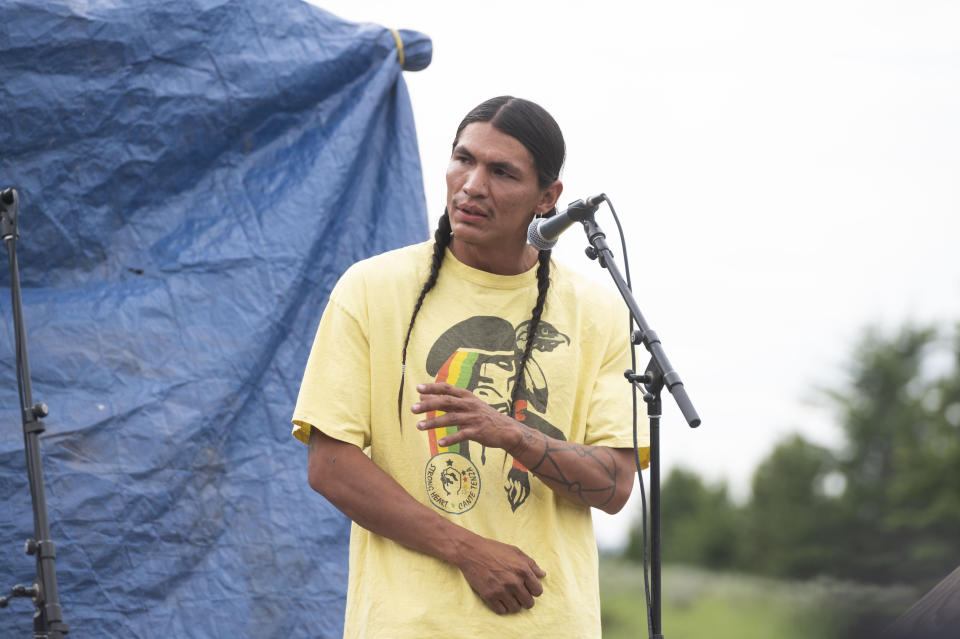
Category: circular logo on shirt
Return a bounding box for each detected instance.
[424,452,481,514]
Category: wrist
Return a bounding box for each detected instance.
[505,421,531,459]
[438,525,478,567]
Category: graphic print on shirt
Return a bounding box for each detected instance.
[422,316,570,513]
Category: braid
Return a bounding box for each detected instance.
[397,212,453,425]
[511,248,552,414]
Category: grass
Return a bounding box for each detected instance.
[599,560,919,639]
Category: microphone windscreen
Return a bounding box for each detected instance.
[527,218,557,251]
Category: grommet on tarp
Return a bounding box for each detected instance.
[390,28,405,67]
[389,28,432,71]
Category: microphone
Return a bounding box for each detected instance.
[527,194,604,250]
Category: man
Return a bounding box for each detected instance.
[292,96,649,637]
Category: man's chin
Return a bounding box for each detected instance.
[450,225,485,246]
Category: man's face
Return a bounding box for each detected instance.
[445,122,558,252]
[472,351,517,415]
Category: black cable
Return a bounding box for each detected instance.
[602,194,654,639]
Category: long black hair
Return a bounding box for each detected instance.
[397,96,566,424]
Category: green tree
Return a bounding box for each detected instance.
[625,467,740,569]
[739,434,845,577]
[828,326,960,583]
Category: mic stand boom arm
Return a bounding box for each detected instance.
[579,212,700,428]
[0,187,69,638]
[577,208,700,639]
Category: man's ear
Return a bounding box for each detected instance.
[537,180,563,216]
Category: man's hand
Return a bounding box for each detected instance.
[411,382,636,514]
[412,382,523,453]
[453,535,546,615]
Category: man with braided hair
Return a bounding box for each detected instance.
[292,96,649,638]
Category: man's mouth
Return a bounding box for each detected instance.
[455,202,489,221]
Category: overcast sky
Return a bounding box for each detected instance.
[316,0,960,547]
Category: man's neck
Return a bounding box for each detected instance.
[449,238,539,275]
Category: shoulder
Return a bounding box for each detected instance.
[543,257,629,347]
[333,241,433,297]
[548,258,623,314]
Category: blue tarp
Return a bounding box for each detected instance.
[0,1,430,636]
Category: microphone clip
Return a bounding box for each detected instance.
[562,194,605,221]
[527,193,605,251]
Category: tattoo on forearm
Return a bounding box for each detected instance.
[527,433,618,507]
[518,427,539,452]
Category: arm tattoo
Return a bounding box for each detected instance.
[527,432,619,508]
[517,427,539,452]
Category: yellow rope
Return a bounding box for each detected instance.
[390,28,405,67]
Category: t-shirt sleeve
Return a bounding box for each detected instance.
[583,305,651,466]
[291,273,371,450]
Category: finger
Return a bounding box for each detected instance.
[416,382,472,398]
[511,583,536,609]
[524,561,545,596]
[524,570,544,597]
[435,429,468,447]
[410,395,466,415]
[492,600,508,615]
[415,418,470,446]
[501,595,522,614]
[531,561,547,580]
[416,411,468,430]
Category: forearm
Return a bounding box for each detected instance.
[307,428,471,564]
[308,427,548,614]
[412,382,635,513]
[507,425,634,514]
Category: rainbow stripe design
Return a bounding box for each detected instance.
[427,350,478,456]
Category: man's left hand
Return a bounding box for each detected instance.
[412,383,523,453]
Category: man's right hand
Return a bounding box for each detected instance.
[453,535,546,614]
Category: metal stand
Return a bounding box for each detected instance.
[574,197,701,639]
[627,360,665,638]
[0,187,69,638]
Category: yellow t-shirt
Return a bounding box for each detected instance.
[292,241,649,638]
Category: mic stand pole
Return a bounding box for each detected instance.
[578,209,700,639]
[0,188,70,638]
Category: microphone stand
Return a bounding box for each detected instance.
[575,199,700,639]
[0,188,70,638]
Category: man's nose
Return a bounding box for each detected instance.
[462,167,488,197]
